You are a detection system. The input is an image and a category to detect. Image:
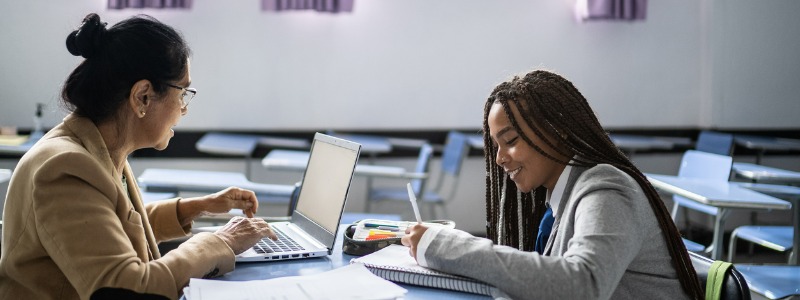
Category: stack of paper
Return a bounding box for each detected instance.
[185,264,406,300]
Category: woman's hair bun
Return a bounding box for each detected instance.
[66,13,108,59]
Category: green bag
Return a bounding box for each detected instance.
[706,260,734,300]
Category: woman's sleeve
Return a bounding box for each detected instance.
[34,152,234,300]
[422,172,646,299]
[144,198,192,243]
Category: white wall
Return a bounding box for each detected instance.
[1,0,797,131]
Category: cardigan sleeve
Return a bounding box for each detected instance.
[144,198,192,243]
[33,151,234,300]
[421,167,649,300]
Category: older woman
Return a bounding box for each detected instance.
[0,14,276,299]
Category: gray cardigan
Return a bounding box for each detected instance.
[422,164,689,300]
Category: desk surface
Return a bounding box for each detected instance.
[646,174,791,210]
[732,162,800,184]
[735,135,800,152]
[262,150,426,179]
[0,134,41,155]
[646,173,792,260]
[217,225,490,299]
[0,169,11,183]
[196,132,311,157]
[327,133,393,155]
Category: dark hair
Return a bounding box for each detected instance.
[481,70,704,299]
[61,13,191,124]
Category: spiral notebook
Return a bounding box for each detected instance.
[349,244,493,296]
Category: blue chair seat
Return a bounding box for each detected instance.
[369,188,445,204]
[733,226,793,252]
[735,265,800,299]
[683,238,706,253]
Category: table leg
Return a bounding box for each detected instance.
[791,198,799,265]
[709,209,731,260]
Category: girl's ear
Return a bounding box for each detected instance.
[129,79,153,118]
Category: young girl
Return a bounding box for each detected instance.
[402,70,703,299]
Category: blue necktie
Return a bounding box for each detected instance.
[534,206,554,254]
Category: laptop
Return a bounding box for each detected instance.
[236,133,361,262]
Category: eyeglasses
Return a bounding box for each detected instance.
[165,83,197,109]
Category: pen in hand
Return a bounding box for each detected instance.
[407,183,423,224]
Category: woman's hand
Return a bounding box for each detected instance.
[401,223,429,260]
[213,216,277,255]
[177,187,259,226]
[202,187,259,217]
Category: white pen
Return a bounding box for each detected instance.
[406,183,423,224]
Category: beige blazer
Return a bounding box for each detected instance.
[0,113,234,300]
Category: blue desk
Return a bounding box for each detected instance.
[0,134,41,156]
[468,133,693,156]
[735,135,800,165]
[0,169,10,183]
[195,132,312,179]
[326,133,393,158]
[646,173,791,260]
[216,225,490,299]
[733,162,800,185]
[138,169,295,203]
[261,150,427,180]
[467,134,484,150]
[609,134,694,157]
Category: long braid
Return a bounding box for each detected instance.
[482,70,703,299]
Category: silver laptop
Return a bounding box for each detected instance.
[236,133,361,262]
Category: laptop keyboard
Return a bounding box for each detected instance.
[252,227,305,254]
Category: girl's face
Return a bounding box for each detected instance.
[488,102,567,192]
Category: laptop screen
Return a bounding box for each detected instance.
[294,133,360,235]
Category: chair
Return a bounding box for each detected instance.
[729,226,794,263]
[689,251,752,300]
[367,131,469,220]
[365,144,434,212]
[726,182,798,264]
[670,150,734,252]
[696,130,735,156]
[735,264,800,299]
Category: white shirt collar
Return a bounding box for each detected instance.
[546,163,573,216]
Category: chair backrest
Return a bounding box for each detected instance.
[696,131,734,156]
[287,181,302,215]
[410,144,434,197]
[689,251,752,300]
[440,131,470,177]
[679,150,733,181]
[428,131,470,201]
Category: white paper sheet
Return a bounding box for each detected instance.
[186,264,406,300]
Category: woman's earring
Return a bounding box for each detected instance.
[140,110,146,117]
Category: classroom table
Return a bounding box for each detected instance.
[734,135,800,165]
[0,169,10,184]
[645,173,791,260]
[195,132,312,179]
[732,162,800,185]
[209,225,491,300]
[261,150,426,180]
[0,134,41,156]
[467,134,484,150]
[609,134,694,157]
[467,133,693,156]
